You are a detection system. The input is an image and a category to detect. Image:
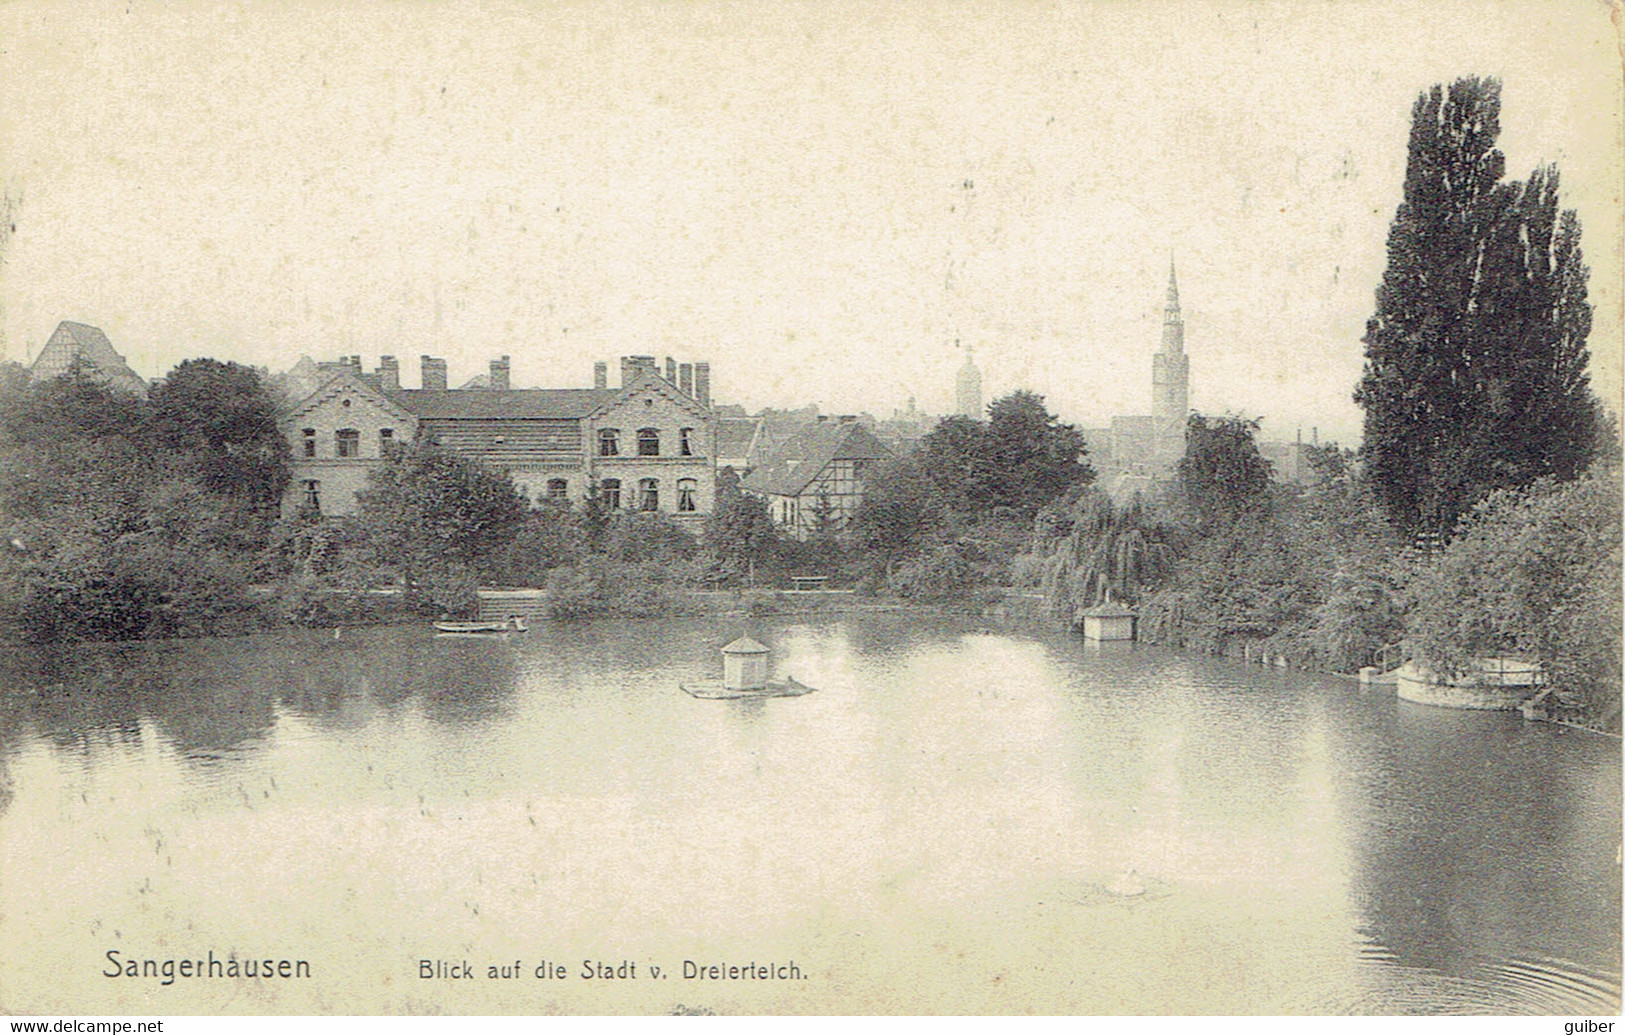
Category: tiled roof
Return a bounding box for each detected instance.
[740,421,892,497]
[29,321,148,395]
[389,388,618,419]
[715,417,761,460]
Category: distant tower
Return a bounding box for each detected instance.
[1151,259,1190,463]
[955,341,983,419]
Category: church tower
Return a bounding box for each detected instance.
[955,342,983,419]
[1150,259,1190,462]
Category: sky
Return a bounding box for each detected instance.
[0,0,1619,445]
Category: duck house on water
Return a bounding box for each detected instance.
[682,633,817,700]
[722,634,771,691]
[1081,598,1137,642]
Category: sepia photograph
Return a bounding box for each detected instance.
[0,0,1619,1019]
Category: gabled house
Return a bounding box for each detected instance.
[740,417,892,539]
[29,321,149,396]
[279,367,419,517]
[584,370,716,521]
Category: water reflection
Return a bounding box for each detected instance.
[0,616,1615,1014]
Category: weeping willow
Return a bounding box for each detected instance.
[1033,487,1180,627]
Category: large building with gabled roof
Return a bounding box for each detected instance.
[277,352,719,522]
[29,321,149,396]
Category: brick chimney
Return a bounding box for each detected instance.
[377,355,400,391]
[621,355,656,388]
[679,362,693,397]
[694,361,711,408]
[490,355,510,391]
[421,355,448,391]
[593,361,608,390]
[665,356,677,383]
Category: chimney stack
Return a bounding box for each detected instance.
[593,361,608,390]
[679,362,693,397]
[665,356,677,383]
[378,355,400,392]
[490,355,510,391]
[620,355,656,388]
[421,355,448,391]
[694,361,711,408]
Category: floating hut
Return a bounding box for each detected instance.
[1081,598,1137,642]
[721,634,771,691]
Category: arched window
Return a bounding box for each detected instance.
[600,479,621,511]
[680,427,695,456]
[336,428,360,458]
[379,428,394,452]
[546,478,568,500]
[598,428,620,457]
[677,478,697,512]
[302,428,316,457]
[302,479,321,512]
[639,477,659,511]
[637,428,660,456]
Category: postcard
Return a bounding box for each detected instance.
[0,0,1619,1019]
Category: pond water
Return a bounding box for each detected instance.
[0,615,1617,1014]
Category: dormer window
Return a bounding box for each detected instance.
[599,428,620,457]
[637,428,660,456]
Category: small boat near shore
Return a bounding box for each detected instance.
[682,675,817,700]
[434,616,527,635]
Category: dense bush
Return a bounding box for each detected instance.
[0,363,291,642]
[1405,468,1621,729]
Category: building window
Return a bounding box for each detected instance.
[600,479,621,511]
[637,428,660,456]
[677,478,697,512]
[302,479,321,512]
[302,428,316,457]
[546,478,568,500]
[639,477,659,511]
[598,428,620,457]
[380,428,394,452]
[336,428,360,458]
[680,427,695,456]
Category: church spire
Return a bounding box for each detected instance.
[1161,255,1184,355]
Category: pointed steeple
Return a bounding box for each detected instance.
[1160,255,1184,355]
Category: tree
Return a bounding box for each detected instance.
[1177,414,1272,528]
[983,390,1092,516]
[915,391,1090,517]
[353,441,528,611]
[1405,470,1621,730]
[848,453,942,577]
[1356,76,1599,543]
[702,467,779,585]
[147,358,291,548]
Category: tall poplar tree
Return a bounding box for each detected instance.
[1356,77,1598,543]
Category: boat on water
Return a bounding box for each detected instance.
[682,675,816,700]
[434,615,528,635]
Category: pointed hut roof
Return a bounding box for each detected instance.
[721,634,770,655]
